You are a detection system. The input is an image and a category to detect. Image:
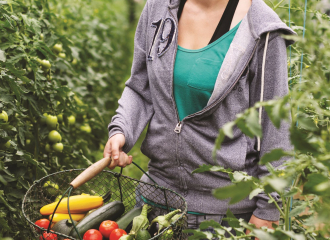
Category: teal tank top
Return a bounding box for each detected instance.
[173,21,241,121]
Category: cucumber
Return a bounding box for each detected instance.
[69,201,125,238]
[117,207,142,232]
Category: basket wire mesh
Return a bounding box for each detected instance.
[22,167,188,240]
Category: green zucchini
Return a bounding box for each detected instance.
[69,201,125,238]
[52,219,77,240]
[117,207,142,232]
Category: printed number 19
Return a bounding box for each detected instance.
[148,18,176,61]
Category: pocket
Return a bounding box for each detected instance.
[187,58,221,92]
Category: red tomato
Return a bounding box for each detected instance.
[99,220,119,238]
[109,229,127,240]
[35,219,50,233]
[83,229,103,240]
[39,232,57,240]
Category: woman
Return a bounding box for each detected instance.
[104,0,296,236]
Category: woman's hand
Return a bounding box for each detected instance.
[103,133,133,169]
[245,215,279,240]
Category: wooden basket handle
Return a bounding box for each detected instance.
[70,156,112,189]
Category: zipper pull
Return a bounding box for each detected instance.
[174,122,182,133]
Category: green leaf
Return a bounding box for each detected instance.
[288,202,308,218]
[0,215,11,232]
[296,113,318,131]
[260,149,290,165]
[223,121,236,139]
[253,229,277,240]
[231,171,252,183]
[265,177,288,193]
[283,187,300,198]
[0,190,16,212]
[192,164,231,174]
[199,219,222,230]
[245,109,262,137]
[222,209,240,229]
[213,129,225,158]
[303,173,330,195]
[290,127,318,154]
[236,118,254,138]
[0,174,8,185]
[213,180,254,204]
[249,188,264,200]
[183,229,208,240]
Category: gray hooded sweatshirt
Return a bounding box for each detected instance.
[108,0,296,221]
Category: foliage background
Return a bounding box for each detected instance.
[0,0,330,239]
[0,0,147,238]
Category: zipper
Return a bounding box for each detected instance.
[168,6,182,133]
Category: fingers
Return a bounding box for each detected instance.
[104,133,130,170]
[110,140,120,162]
[103,139,111,158]
[108,152,133,170]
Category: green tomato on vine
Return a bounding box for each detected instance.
[57,114,63,122]
[80,124,91,133]
[1,141,11,149]
[48,130,62,143]
[68,115,76,125]
[40,113,48,124]
[45,143,52,153]
[37,59,51,69]
[52,44,63,53]
[46,115,58,129]
[0,110,8,122]
[52,143,63,152]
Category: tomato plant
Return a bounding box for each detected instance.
[83,229,103,240]
[99,220,118,238]
[0,0,135,238]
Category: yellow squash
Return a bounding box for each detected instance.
[40,195,103,215]
[49,213,86,223]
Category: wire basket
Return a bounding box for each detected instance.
[22,164,188,240]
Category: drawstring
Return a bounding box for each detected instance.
[257,32,270,152]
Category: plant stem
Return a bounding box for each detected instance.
[267,193,285,217]
[8,3,13,12]
[285,196,290,231]
[278,6,314,14]
[273,0,286,10]
[284,174,301,231]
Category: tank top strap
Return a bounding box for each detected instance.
[177,0,240,44]
[209,0,240,44]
